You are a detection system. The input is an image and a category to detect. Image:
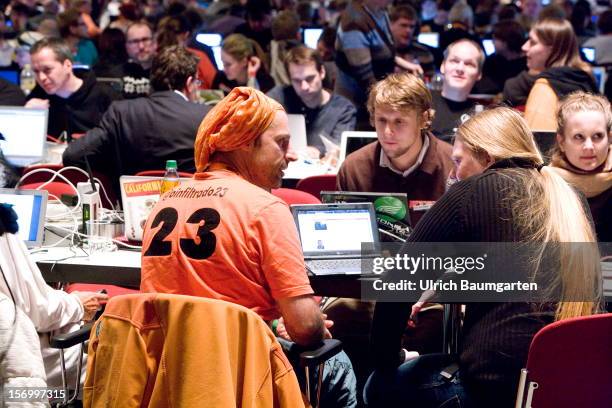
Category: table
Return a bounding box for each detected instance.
[34,248,612,302]
[33,247,372,297]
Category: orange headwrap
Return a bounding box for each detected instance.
[194,87,284,171]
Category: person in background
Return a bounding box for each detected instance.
[57,8,99,66]
[140,87,357,407]
[518,0,541,31]
[122,21,156,98]
[212,33,275,93]
[234,0,274,52]
[267,46,356,156]
[338,72,453,226]
[439,0,480,52]
[474,20,527,95]
[0,77,26,106]
[25,37,119,137]
[431,39,482,143]
[156,14,217,90]
[549,92,611,243]
[269,10,301,87]
[365,106,602,408]
[583,9,612,66]
[523,18,597,131]
[316,26,338,89]
[63,46,210,196]
[93,27,128,79]
[389,5,435,79]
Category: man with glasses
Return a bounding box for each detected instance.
[122,22,157,98]
[63,46,210,196]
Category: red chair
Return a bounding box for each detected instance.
[515,313,612,408]
[295,174,337,199]
[20,164,117,208]
[272,188,321,205]
[64,283,139,299]
[135,170,195,178]
[20,181,77,200]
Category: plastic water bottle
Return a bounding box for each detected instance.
[20,64,36,96]
[160,160,180,195]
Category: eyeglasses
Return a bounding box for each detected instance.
[126,37,153,46]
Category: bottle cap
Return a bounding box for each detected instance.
[166,160,177,170]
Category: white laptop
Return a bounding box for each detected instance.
[303,28,324,49]
[291,203,380,275]
[195,33,224,70]
[0,107,48,167]
[482,39,495,56]
[417,32,439,48]
[0,188,48,248]
[288,114,308,153]
[119,175,163,241]
[339,131,377,166]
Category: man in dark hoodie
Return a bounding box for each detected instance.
[25,38,119,137]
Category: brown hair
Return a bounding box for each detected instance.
[367,72,434,130]
[284,46,323,73]
[222,33,269,72]
[533,18,591,73]
[150,45,198,92]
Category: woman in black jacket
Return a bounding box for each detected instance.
[364,107,602,408]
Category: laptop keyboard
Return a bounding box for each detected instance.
[307,259,363,275]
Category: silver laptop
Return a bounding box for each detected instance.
[291,203,380,275]
[0,188,48,248]
[0,106,48,167]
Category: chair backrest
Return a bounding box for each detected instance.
[295,174,337,199]
[272,188,321,205]
[134,170,195,178]
[521,313,612,408]
[20,181,77,200]
[84,293,305,408]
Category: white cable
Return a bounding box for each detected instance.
[47,224,143,250]
[17,168,82,213]
[58,166,114,209]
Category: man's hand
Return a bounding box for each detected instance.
[395,56,424,76]
[72,291,109,321]
[323,314,334,339]
[25,98,50,109]
[277,295,326,347]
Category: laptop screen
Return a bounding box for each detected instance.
[292,204,378,257]
[303,28,323,49]
[195,33,224,70]
[0,107,48,167]
[417,33,439,48]
[0,188,48,247]
[339,131,377,166]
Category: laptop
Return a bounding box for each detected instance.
[417,32,439,48]
[0,188,48,248]
[288,114,308,152]
[339,131,377,166]
[482,39,495,56]
[320,191,411,242]
[581,47,595,64]
[195,33,224,70]
[0,107,48,167]
[291,203,380,275]
[0,69,19,85]
[119,175,163,241]
[303,28,324,49]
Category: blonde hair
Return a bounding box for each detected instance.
[556,91,612,137]
[367,72,434,131]
[222,33,269,72]
[457,107,601,321]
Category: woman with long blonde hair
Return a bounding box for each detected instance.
[365,107,602,408]
[522,18,598,130]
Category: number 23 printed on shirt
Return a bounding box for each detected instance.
[143,207,221,259]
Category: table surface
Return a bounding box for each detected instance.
[34,247,612,300]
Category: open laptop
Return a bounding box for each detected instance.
[320,191,411,242]
[291,203,380,275]
[0,188,48,248]
[482,39,495,56]
[288,114,308,152]
[303,28,324,49]
[417,32,439,48]
[196,33,224,70]
[0,107,48,167]
[339,131,377,166]
[119,175,163,241]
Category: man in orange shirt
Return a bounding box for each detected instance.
[141,87,357,407]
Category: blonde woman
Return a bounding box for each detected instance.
[365,107,602,408]
[523,18,597,131]
[212,34,275,93]
[549,92,611,243]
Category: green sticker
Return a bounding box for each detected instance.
[374,196,407,220]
